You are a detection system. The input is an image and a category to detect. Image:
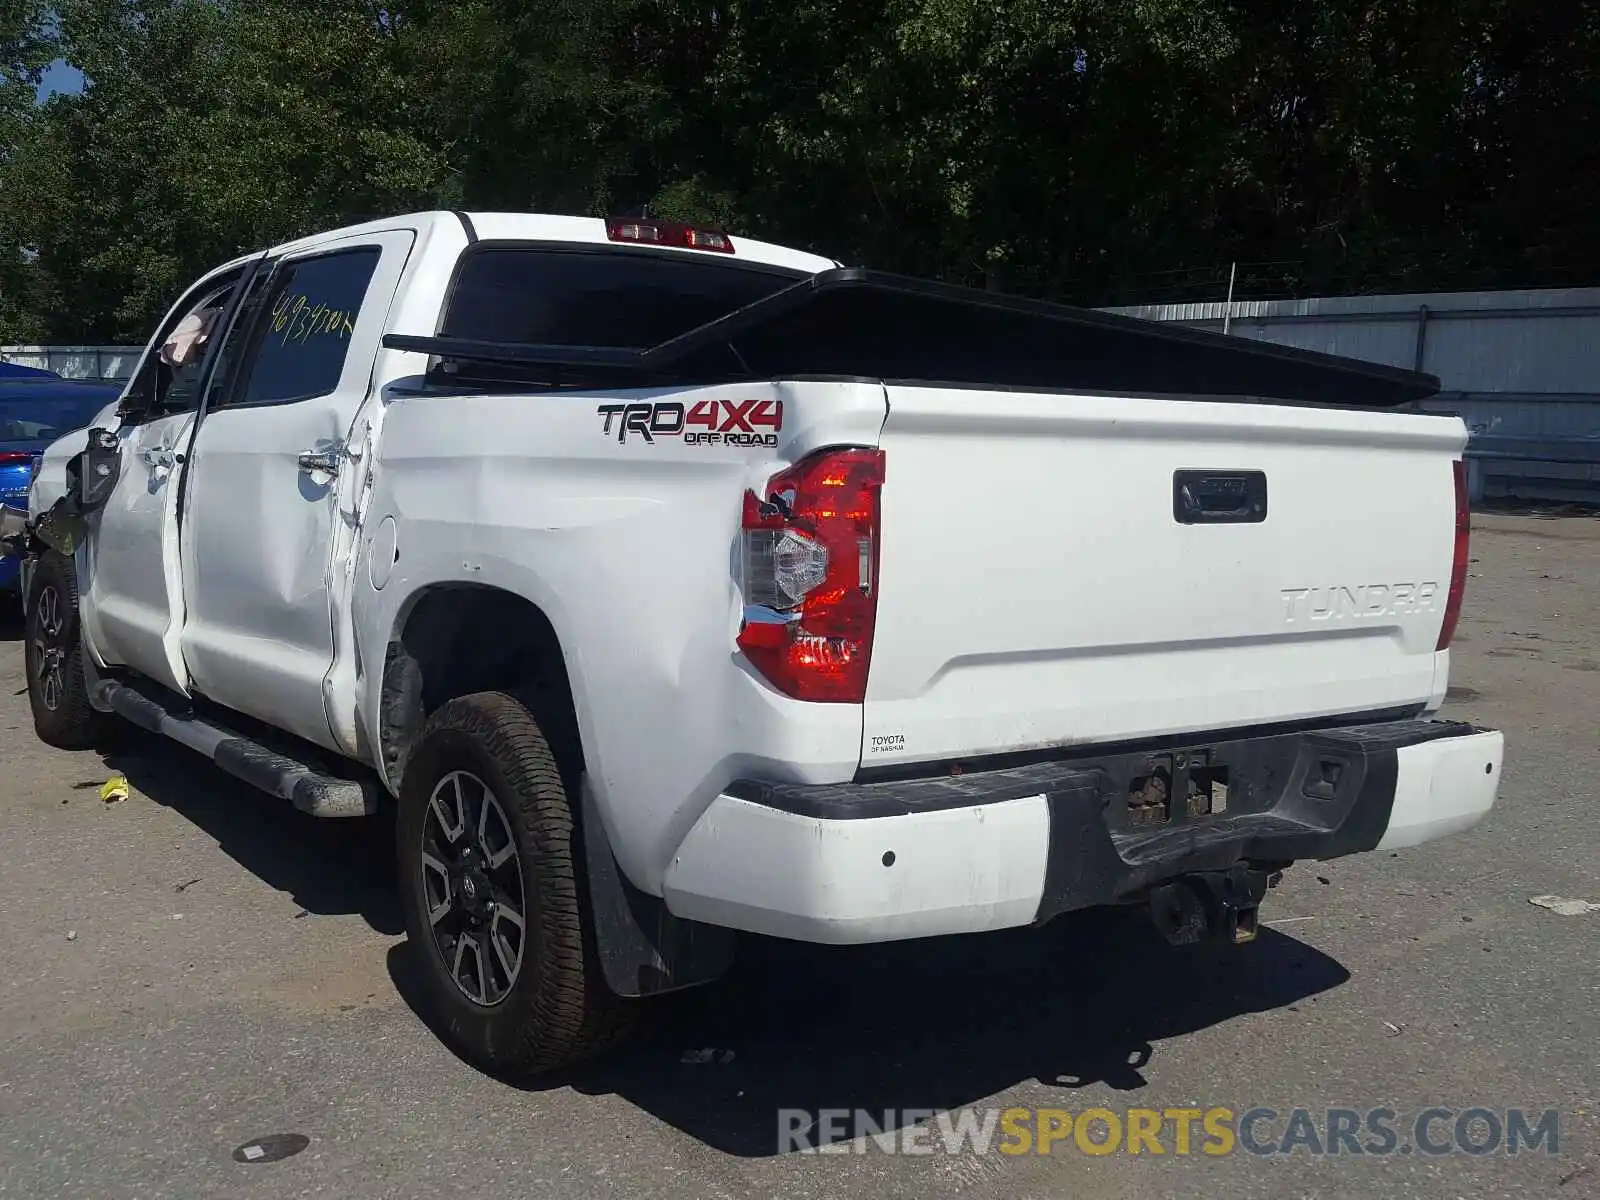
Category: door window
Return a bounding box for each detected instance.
[227,248,382,408]
[199,268,277,413]
[148,274,242,413]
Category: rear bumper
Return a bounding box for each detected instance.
[662,718,1504,944]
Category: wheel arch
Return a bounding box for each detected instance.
[376,580,587,797]
[381,582,739,1004]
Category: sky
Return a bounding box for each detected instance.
[35,59,84,101]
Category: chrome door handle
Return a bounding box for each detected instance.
[141,445,178,470]
[297,447,342,475]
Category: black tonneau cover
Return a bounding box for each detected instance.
[385,267,1440,407]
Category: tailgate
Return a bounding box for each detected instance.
[862,385,1466,768]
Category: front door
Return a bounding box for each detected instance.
[82,268,246,695]
[177,230,415,751]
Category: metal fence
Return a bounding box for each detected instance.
[1102,288,1600,507]
[0,345,142,383]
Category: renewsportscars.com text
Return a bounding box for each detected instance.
[777,1105,1562,1157]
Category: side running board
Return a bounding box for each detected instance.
[95,680,376,818]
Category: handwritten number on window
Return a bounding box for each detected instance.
[270,291,357,347]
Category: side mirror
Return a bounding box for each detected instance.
[31,427,121,557]
[78,427,122,510]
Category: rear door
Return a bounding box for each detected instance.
[177,230,414,752]
[860,384,1465,768]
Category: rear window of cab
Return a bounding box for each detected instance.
[440,246,805,350]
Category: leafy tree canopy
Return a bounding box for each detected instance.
[2,0,1596,341]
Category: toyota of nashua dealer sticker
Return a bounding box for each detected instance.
[597,399,783,446]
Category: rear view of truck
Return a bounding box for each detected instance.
[664,270,1501,949]
[12,211,1502,1083]
[370,222,1501,1075]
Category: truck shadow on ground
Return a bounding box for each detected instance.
[2,607,394,935]
[88,732,403,935]
[390,908,1348,1157]
[7,593,1348,1157]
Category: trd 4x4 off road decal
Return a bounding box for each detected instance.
[597,399,783,447]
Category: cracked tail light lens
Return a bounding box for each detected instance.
[738,447,885,702]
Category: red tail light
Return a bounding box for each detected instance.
[0,452,32,467]
[738,447,885,702]
[606,217,734,254]
[1436,459,1470,651]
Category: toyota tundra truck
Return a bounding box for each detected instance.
[2,211,1504,1076]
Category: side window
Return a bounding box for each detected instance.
[228,248,381,407]
[147,274,242,413]
[201,268,278,411]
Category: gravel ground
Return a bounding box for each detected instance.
[0,512,1595,1199]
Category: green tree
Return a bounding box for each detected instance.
[1,0,1597,343]
[3,0,460,340]
[0,0,60,340]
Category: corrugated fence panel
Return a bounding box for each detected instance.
[1231,319,1417,372]
[1104,288,1600,506]
[1424,318,1599,394]
[0,345,143,382]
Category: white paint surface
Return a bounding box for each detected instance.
[178,229,416,752]
[1376,729,1503,850]
[864,385,1468,767]
[662,793,1052,943]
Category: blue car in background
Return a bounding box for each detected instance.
[1,372,125,594]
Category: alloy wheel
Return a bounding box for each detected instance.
[420,770,527,1007]
[31,584,67,712]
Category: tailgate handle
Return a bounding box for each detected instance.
[1173,470,1268,525]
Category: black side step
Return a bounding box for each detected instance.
[96,680,376,818]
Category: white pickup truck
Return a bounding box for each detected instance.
[3,211,1503,1076]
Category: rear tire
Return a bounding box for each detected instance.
[396,690,636,1077]
[25,551,110,750]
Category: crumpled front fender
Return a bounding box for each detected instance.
[0,502,26,546]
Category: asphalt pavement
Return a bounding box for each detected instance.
[0,513,1595,1199]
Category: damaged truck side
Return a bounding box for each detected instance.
[4,212,1504,1076]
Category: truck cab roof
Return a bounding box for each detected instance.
[212,211,842,280]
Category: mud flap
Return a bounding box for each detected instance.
[580,779,737,998]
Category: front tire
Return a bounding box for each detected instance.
[25,551,109,750]
[396,691,635,1077]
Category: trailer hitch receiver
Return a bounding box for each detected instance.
[1148,865,1275,947]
